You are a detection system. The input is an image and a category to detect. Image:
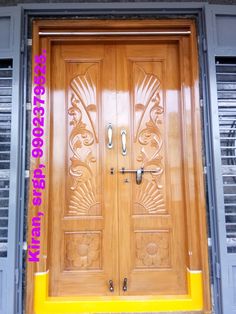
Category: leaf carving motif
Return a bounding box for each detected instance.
[134,64,165,212]
[68,66,99,215]
[70,65,97,141]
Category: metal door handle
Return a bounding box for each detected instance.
[121,129,127,156]
[109,280,114,292]
[107,123,113,149]
[123,278,128,292]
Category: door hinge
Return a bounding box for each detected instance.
[203,37,207,52]
[200,99,204,108]
[15,268,19,285]
[208,237,212,246]
[21,39,25,53]
[23,241,28,251]
[25,170,30,178]
[27,38,32,46]
[203,166,207,174]
[216,262,221,279]
[26,102,32,111]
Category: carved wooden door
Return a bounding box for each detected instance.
[48,39,198,297]
[49,44,119,296]
[117,44,187,295]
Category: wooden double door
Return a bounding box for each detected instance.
[27,21,210,307]
[49,40,190,297]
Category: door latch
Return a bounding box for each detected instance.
[109,280,114,292]
[136,168,142,185]
[123,278,128,292]
[120,167,159,185]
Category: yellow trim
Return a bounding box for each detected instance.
[34,269,203,314]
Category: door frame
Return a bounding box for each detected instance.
[25,18,211,314]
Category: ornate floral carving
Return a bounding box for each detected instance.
[68,65,100,215]
[68,96,95,188]
[135,232,170,268]
[133,64,165,212]
[65,233,101,270]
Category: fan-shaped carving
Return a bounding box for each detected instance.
[134,65,162,138]
[134,64,164,197]
[69,177,99,215]
[135,66,160,111]
[134,179,165,214]
[70,65,97,141]
[68,65,100,215]
[71,66,96,110]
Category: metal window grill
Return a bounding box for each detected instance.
[216,57,236,254]
[0,59,12,258]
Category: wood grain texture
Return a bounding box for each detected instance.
[117,42,187,295]
[26,19,211,314]
[47,43,118,296]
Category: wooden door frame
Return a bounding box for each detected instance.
[26,19,211,314]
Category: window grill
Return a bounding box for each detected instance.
[216,57,236,254]
[0,59,12,258]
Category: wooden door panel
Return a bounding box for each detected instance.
[117,43,187,295]
[49,43,119,296]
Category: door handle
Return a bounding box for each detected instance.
[121,129,127,156]
[120,167,159,185]
[107,123,113,149]
[108,280,114,292]
[123,278,128,292]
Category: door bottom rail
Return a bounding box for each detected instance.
[34,269,203,314]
